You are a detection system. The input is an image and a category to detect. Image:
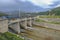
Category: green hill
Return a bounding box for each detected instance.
[0,12,8,16]
[38,7,60,15]
[51,7,60,15]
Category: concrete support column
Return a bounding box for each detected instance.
[24,20,28,29]
[27,19,32,27]
[16,22,20,34]
[27,17,33,27]
[9,22,20,34]
[20,20,27,29]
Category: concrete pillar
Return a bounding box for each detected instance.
[0,19,8,33]
[9,22,20,34]
[16,22,20,34]
[20,20,27,29]
[27,19,32,27]
[24,20,28,29]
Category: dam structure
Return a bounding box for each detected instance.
[1,16,60,40]
[0,16,36,33]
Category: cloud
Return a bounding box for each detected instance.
[20,0,60,8]
[0,0,17,6]
[0,0,60,8]
[20,0,27,2]
[0,0,60,12]
[56,5,60,7]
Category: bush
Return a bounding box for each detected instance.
[0,32,23,40]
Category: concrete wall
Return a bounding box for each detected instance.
[0,19,8,33]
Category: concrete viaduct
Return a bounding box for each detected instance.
[0,17,37,33]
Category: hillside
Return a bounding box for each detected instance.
[3,7,60,17]
[38,7,60,15]
[51,7,60,15]
[5,11,38,18]
[0,12,8,16]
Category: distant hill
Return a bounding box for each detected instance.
[5,11,38,18]
[38,7,60,15]
[5,7,60,18]
[5,11,29,18]
[0,12,8,16]
[51,7,60,15]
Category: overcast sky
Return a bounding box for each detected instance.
[21,0,60,8]
[0,0,60,12]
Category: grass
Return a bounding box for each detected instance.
[35,19,60,25]
[35,19,46,22]
[0,32,23,40]
[39,15,60,18]
[36,15,60,24]
[48,22,60,24]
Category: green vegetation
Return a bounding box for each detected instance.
[39,15,60,18]
[35,19,46,22]
[38,7,60,15]
[0,12,8,16]
[49,22,60,24]
[0,32,23,40]
[35,19,60,24]
[51,7,60,15]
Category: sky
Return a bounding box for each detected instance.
[20,0,60,8]
[0,0,60,12]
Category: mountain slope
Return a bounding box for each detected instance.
[51,7,60,15]
[0,12,8,16]
[38,7,60,15]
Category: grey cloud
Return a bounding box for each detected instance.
[0,0,60,12]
